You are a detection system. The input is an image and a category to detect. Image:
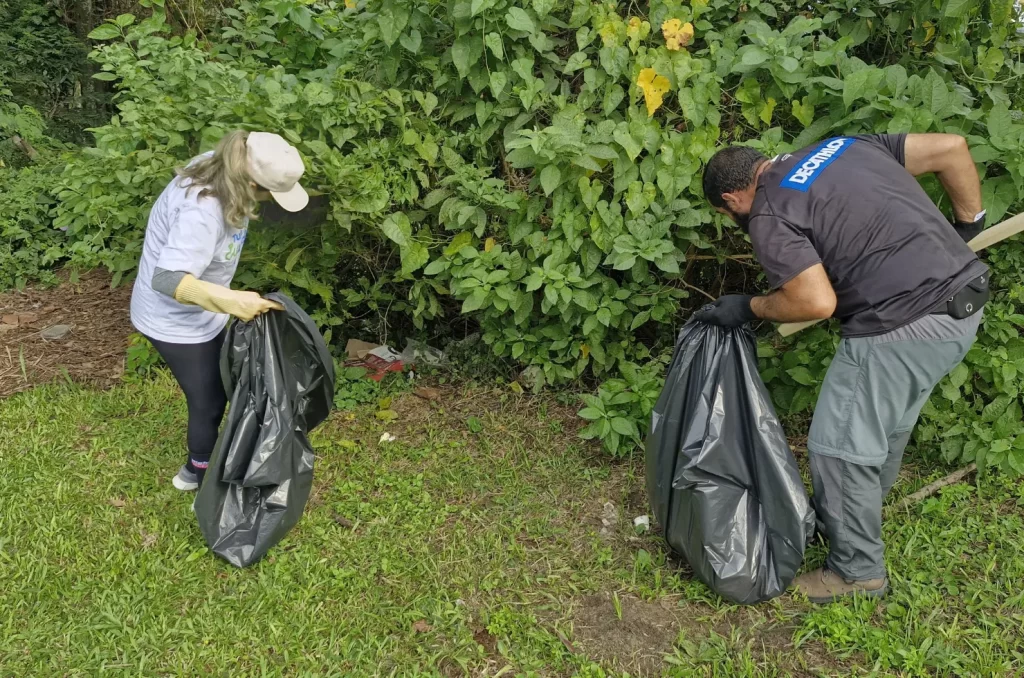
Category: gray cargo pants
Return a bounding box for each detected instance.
[807,312,982,581]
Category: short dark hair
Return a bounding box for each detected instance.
[701,146,768,208]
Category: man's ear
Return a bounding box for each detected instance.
[720,192,742,212]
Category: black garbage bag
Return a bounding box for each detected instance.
[645,321,814,604]
[194,293,335,568]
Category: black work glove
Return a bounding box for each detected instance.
[692,294,756,328]
[953,211,985,244]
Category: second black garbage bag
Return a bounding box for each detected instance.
[645,321,815,604]
[195,293,335,568]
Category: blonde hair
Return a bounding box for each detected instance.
[176,130,259,228]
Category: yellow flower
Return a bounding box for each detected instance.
[637,68,670,117]
[662,18,694,51]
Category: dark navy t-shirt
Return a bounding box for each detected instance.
[748,133,988,337]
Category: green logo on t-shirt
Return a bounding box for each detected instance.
[224,229,248,261]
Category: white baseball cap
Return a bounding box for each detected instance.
[245,132,309,212]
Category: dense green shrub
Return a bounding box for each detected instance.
[0,0,103,143]
[3,0,1024,468]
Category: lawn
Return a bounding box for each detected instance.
[2,373,1023,676]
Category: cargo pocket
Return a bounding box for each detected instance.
[808,339,872,459]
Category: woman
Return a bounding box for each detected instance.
[130,130,309,491]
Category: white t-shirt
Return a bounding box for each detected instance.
[131,156,249,344]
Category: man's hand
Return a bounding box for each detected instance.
[953,211,985,244]
[693,295,756,327]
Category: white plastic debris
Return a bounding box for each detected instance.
[379,432,397,444]
[600,501,619,528]
[633,515,651,533]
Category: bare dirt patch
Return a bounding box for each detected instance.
[569,593,851,676]
[569,593,689,675]
[0,271,133,397]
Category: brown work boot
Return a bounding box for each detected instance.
[791,567,888,604]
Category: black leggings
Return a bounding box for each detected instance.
[146,330,228,480]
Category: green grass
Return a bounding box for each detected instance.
[1,374,1023,676]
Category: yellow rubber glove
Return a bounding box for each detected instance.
[173,275,283,322]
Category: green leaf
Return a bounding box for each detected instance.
[779,56,800,73]
[381,212,412,247]
[564,51,589,73]
[532,0,555,16]
[423,259,449,275]
[470,0,492,16]
[613,128,642,161]
[603,84,625,117]
[786,366,816,386]
[489,71,507,97]
[1008,447,1024,474]
[949,363,970,389]
[285,247,305,273]
[485,32,504,59]
[630,311,650,330]
[377,0,410,46]
[451,34,482,78]
[884,65,908,98]
[289,6,314,32]
[921,70,950,117]
[573,288,598,312]
[983,395,1011,423]
[114,13,135,27]
[581,241,602,276]
[92,71,118,81]
[791,98,814,127]
[87,24,121,40]
[842,68,876,109]
[987,105,1013,147]
[579,407,604,421]
[506,7,536,33]
[400,29,422,53]
[654,254,679,274]
[462,288,489,313]
[943,0,971,17]
[540,165,561,195]
[790,388,816,414]
[740,46,769,66]
[115,170,132,185]
[611,417,639,439]
[982,175,1016,223]
[401,242,430,275]
[415,91,439,116]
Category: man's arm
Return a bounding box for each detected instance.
[903,133,983,223]
[750,264,836,323]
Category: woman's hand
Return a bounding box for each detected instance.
[173,275,283,321]
[225,290,284,321]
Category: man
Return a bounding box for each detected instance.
[696,133,989,603]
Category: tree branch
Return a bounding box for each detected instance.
[897,463,977,510]
[12,136,40,162]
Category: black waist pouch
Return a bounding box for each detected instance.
[941,274,989,319]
